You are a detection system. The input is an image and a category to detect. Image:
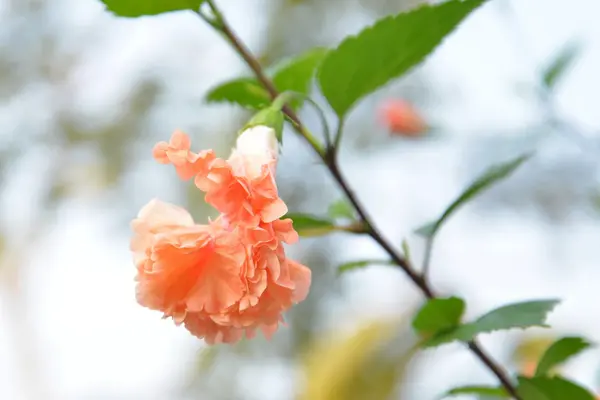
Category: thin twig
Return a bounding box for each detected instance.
[304,96,332,149]
[198,3,521,398]
[333,117,345,154]
[326,159,434,297]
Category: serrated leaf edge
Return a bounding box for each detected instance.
[317,0,486,116]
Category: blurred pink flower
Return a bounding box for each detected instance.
[378,99,427,136]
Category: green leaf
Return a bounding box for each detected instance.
[542,42,581,90]
[337,259,394,274]
[470,300,559,333]
[535,337,593,377]
[425,299,560,347]
[243,106,285,143]
[327,198,356,220]
[206,78,271,110]
[206,47,327,110]
[415,154,531,238]
[444,385,508,398]
[317,0,485,117]
[272,47,329,109]
[100,0,204,17]
[285,213,335,237]
[414,221,436,237]
[517,376,595,400]
[413,297,465,337]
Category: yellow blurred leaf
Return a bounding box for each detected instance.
[512,335,557,377]
[197,346,219,372]
[299,320,414,400]
[513,336,556,363]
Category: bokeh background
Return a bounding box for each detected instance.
[1,0,600,399]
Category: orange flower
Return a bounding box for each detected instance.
[136,124,311,344]
[154,127,287,226]
[194,156,287,226]
[378,99,427,136]
[199,125,287,226]
[152,130,216,180]
[131,199,311,344]
[132,200,247,318]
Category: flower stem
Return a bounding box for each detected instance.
[198,3,521,398]
[204,0,324,160]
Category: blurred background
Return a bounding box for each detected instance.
[1,0,600,399]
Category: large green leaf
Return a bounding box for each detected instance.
[444,385,508,398]
[317,0,485,117]
[206,47,327,110]
[272,47,329,109]
[542,42,581,90]
[412,297,465,337]
[425,300,560,347]
[206,78,271,110]
[535,337,593,377]
[100,0,204,17]
[517,376,595,400]
[415,154,531,238]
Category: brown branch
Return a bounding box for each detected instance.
[199,2,520,398]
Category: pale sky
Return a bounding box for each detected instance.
[1,0,600,399]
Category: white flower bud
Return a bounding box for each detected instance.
[230,125,279,179]
[235,125,279,159]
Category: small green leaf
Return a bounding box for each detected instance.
[444,385,508,398]
[327,198,356,220]
[272,47,329,110]
[471,300,559,332]
[206,78,271,110]
[100,0,204,17]
[415,154,531,238]
[425,299,560,347]
[413,297,465,337]
[337,259,394,274]
[286,213,335,237]
[535,337,593,377]
[206,47,327,111]
[542,42,581,90]
[414,221,436,237]
[243,106,285,143]
[517,376,595,400]
[317,0,485,117]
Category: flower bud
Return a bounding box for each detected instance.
[243,107,285,144]
[235,125,279,159]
